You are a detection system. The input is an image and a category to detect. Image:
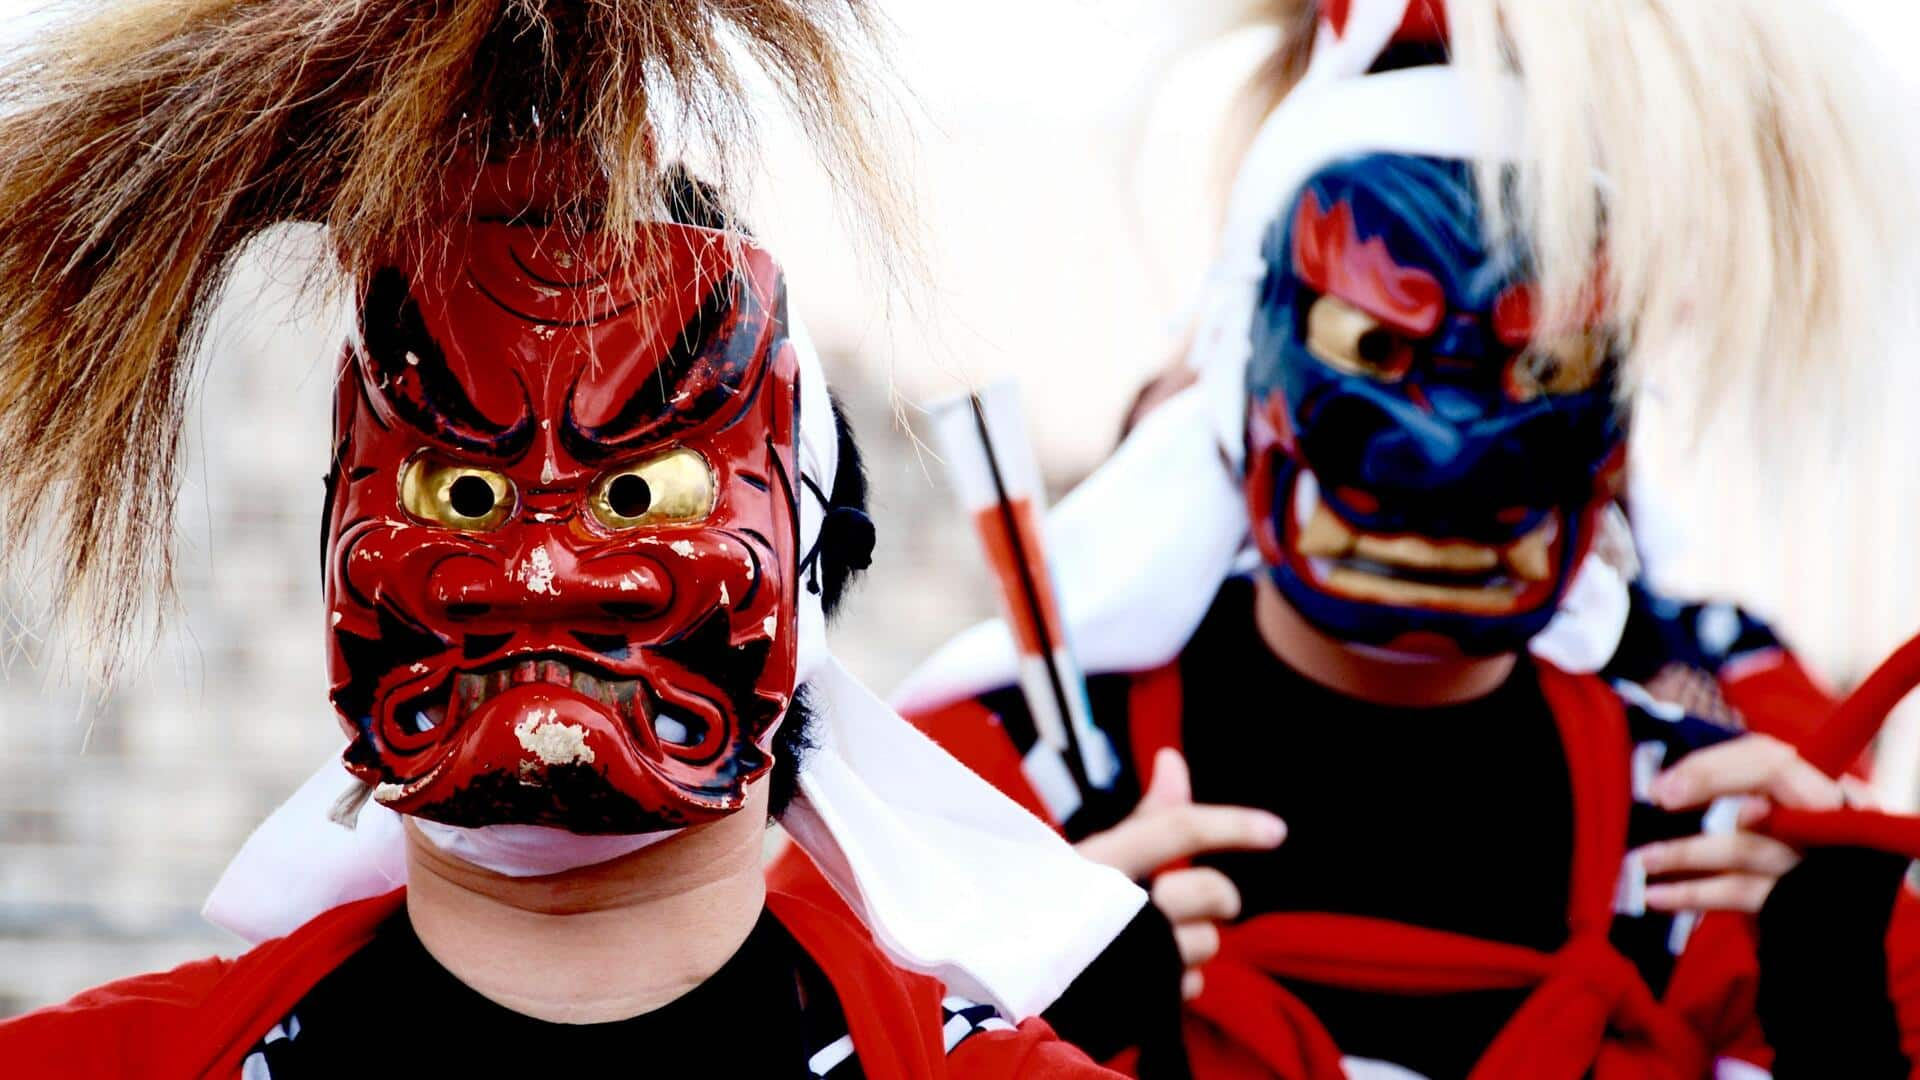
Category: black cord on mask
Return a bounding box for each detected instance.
[796,473,875,597]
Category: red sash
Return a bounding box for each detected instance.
[1130,663,1724,1078]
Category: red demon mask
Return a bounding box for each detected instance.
[324,221,801,834]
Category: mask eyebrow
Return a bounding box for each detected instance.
[1290,191,1446,338]
[360,267,534,460]
[561,270,772,463]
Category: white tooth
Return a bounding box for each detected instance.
[1298,504,1355,558]
[1351,534,1498,572]
[1293,469,1321,529]
[414,710,437,732]
[1504,517,1559,582]
[653,713,692,746]
[1323,566,1520,615]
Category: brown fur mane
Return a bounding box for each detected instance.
[0,0,896,665]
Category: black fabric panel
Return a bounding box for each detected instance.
[1043,901,1190,1078]
[1758,847,1911,1078]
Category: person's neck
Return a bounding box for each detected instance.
[404,786,769,1024]
[1252,574,1517,707]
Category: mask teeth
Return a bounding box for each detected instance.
[455,672,485,713]
[457,659,644,713]
[327,780,375,829]
[653,712,691,745]
[408,702,446,733]
[651,708,705,748]
[610,679,639,709]
[570,669,599,701]
[1501,515,1560,582]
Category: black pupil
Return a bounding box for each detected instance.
[608,474,653,519]
[448,475,496,519]
[1357,328,1397,367]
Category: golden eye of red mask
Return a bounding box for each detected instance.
[400,457,516,531]
[588,448,717,531]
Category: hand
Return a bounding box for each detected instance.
[1636,734,1846,913]
[1077,749,1286,998]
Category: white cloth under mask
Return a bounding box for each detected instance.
[894,65,1627,716]
[205,314,1144,1022]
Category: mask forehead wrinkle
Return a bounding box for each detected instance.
[400,222,767,467]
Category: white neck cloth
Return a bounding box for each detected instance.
[894,62,1628,716]
[204,312,1144,1022]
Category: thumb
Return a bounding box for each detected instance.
[1141,748,1192,810]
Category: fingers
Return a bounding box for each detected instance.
[1151,867,1241,1002]
[1649,734,1843,812]
[1637,832,1800,879]
[1841,775,1881,809]
[1151,867,1241,925]
[1173,921,1221,969]
[1074,749,1284,878]
[1139,748,1192,810]
[1078,802,1285,879]
[1644,872,1778,914]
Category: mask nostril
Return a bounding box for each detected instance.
[573,631,630,659]
[601,602,659,621]
[462,631,513,661]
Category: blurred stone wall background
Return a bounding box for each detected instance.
[7,0,1920,1015]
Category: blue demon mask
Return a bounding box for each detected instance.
[1244,154,1626,656]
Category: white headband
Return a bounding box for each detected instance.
[204,310,1143,1021]
[895,64,1627,715]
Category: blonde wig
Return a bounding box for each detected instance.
[0,0,897,659]
[1450,1,1911,412]
[1231,1,1911,416]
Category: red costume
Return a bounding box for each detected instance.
[0,889,1106,1079]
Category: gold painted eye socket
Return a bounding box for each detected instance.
[1305,295,1413,381]
[1508,333,1606,401]
[400,457,517,531]
[589,448,716,530]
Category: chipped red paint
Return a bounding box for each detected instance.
[1292,192,1446,337]
[325,219,802,833]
